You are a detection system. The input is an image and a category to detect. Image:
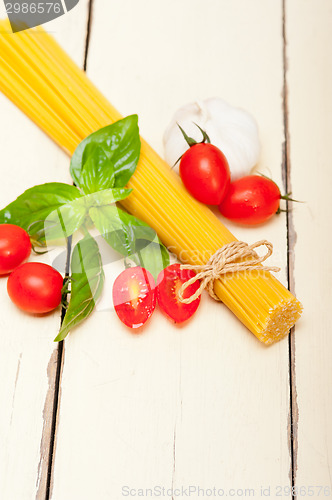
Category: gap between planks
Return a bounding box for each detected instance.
[282,0,299,494]
[36,2,95,498]
[37,240,72,500]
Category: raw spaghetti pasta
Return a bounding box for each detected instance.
[0,20,302,344]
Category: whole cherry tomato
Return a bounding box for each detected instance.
[219,175,283,225]
[0,224,31,275]
[7,262,63,313]
[112,266,156,329]
[178,125,231,205]
[156,264,201,324]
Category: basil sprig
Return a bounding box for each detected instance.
[0,115,169,341]
[54,233,105,342]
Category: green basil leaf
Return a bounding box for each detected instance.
[70,115,141,190]
[133,240,170,281]
[43,189,132,242]
[0,183,82,235]
[89,205,169,279]
[82,188,132,207]
[80,144,115,194]
[89,205,152,256]
[112,209,158,242]
[43,200,87,242]
[54,233,105,342]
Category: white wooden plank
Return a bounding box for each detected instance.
[0,3,89,499]
[286,0,332,490]
[51,1,293,498]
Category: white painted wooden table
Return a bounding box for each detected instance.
[0,1,331,499]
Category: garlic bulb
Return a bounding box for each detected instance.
[163,98,261,179]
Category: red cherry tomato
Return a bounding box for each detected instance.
[156,264,201,324]
[180,143,231,205]
[7,262,63,314]
[0,224,31,275]
[219,175,281,225]
[112,266,156,329]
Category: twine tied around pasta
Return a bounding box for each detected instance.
[178,240,280,304]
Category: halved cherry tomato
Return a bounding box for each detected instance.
[0,224,31,276]
[112,266,156,329]
[7,262,63,313]
[156,264,201,324]
[178,125,230,205]
[219,175,281,225]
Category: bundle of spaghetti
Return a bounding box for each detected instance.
[0,20,302,344]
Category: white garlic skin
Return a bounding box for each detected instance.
[163,98,261,180]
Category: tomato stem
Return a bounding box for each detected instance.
[174,123,212,167]
[61,298,69,310]
[172,156,182,169]
[258,173,303,203]
[31,244,49,255]
[60,275,77,308]
[27,220,50,252]
[30,237,49,255]
[193,123,211,144]
[280,192,303,203]
[61,276,75,294]
[276,207,288,214]
[177,122,211,148]
[177,124,196,147]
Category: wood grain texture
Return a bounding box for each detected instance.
[0,3,89,499]
[50,1,292,498]
[286,0,332,491]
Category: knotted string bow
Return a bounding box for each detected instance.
[178,240,280,304]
